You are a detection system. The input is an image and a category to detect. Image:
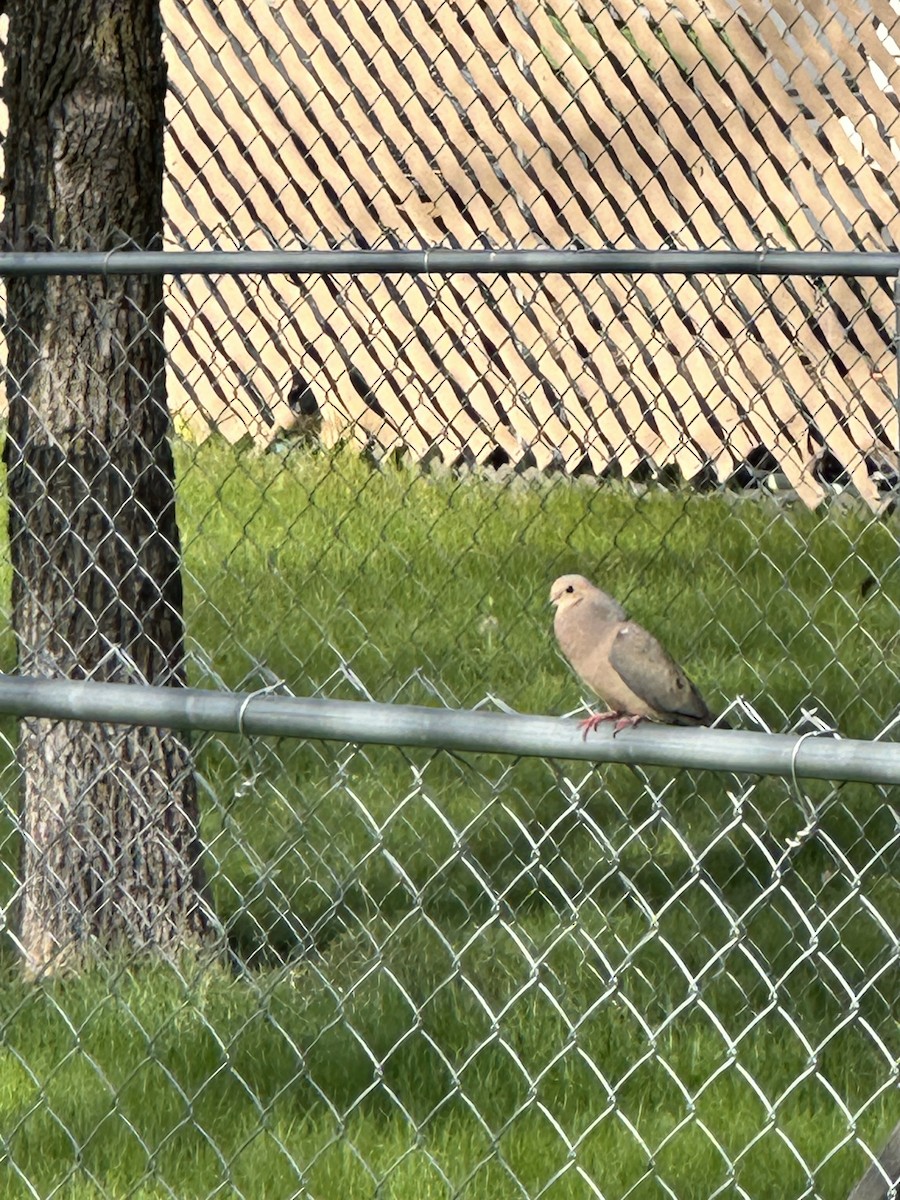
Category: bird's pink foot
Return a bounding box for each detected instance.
[579,711,622,740]
[612,713,646,736]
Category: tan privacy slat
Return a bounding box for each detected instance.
[812,0,900,183]
[571,2,846,484]
[158,0,897,506]
[613,0,894,367]
[632,0,834,244]
[477,0,778,475]
[768,0,898,180]
[2,2,898,506]
[732,0,894,231]
[487,1,825,477]
[866,0,900,115]
[165,6,328,244]
[702,0,890,235]
[506,0,883,493]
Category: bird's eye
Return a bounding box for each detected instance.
[565,585,574,594]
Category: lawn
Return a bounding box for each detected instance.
[0,441,895,1198]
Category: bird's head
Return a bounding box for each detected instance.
[549,574,596,611]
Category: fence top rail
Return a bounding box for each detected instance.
[0,675,897,786]
[3,248,900,278]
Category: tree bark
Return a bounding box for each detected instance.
[2,0,214,973]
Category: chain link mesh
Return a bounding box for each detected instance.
[0,0,898,1196]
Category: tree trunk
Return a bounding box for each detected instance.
[2,0,214,973]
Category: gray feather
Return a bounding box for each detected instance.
[609,623,711,725]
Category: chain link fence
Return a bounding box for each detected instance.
[0,256,895,1198]
[154,0,900,508]
[0,0,899,1196]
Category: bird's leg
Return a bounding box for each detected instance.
[612,713,646,736]
[578,711,622,739]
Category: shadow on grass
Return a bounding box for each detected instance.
[0,923,893,1199]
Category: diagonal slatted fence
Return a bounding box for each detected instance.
[151,0,900,506]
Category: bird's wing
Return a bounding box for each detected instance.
[609,623,711,724]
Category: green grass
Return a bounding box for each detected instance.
[0,440,896,1198]
[174,440,900,733]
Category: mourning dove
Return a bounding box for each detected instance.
[550,574,713,736]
